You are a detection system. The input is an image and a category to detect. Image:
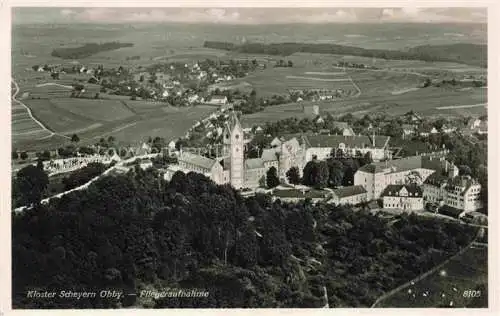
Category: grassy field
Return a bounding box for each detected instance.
[11,22,487,150]
[290,52,486,75]
[49,98,136,122]
[379,245,488,307]
[231,67,358,97]
[242,83,487,126]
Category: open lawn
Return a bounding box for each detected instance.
[348,69,425,95]
[232,67,358,97]
[87,105,215,143]
[49,98,136,122]
[23,98,102,134]
[378,245,487,307]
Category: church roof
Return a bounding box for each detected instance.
[381,184,423,197]
[358,155,446,174]
[245,158,265,170]
[332,185,367,198]
[261,148,279,162]
[303,135,390,149]
[224,111,242,134]
[179,152,218,170]
[423,172,449,186]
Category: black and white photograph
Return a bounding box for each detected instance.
[5,2,494,311]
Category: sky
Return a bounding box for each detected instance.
[12,7,487,25]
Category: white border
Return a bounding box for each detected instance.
[1,1,498,316]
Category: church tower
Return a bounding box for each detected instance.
[223,111,244,189]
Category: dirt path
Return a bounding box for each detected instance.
[436,103,486,110]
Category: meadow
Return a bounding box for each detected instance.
[242,85,487,126]
[378,245,487,307]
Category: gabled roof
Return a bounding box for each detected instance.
[332,185,367,198]
[224,111,242,134]
[381,184,423,197]
[446,176,480,194]
[331,121,350,129]
[281,137,301,154]
[245,158,265,170]
[358,155,447,175]
[423,172,449,186]
[211,95,227,100]
[261,148,279,162]
[179,152,218,170]
[303,135,390,149]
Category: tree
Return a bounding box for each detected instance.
[12,151,19,160]
[287,60,293,68]
[423,77,431,88]
[458,165,472,176]
[71,134,80,143]
[20,152,28,160]
[286,167,301,185]
[266,166,280,188]
[14,165,49,206]
[327,159,344,187]
[315,161,330,189]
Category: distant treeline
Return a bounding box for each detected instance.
[203,41,487,67]
[51,42,134,59]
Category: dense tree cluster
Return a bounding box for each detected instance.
[61,162,108,191]
[51,42,134,59]
[12,170,477,308]
[203,41,486,67]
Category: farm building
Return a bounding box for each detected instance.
[208,95,228,105]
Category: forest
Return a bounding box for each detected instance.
[203,41,486,67]
[12,167,477,308]
[51,42,134,59]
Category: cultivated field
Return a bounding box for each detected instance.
[232,67,358,97]
[378,245,488,307]
[12,22,487,150]
[242,85,487,126]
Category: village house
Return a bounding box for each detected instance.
[331,121,356,136]
[418,126,439,137]
[440,124,457,134]
[464,117,487,135]
[401,124,416,139]
[327,185,368,206]
[208,95,228,105]
[382,184,424,211]
[303,104,320,117]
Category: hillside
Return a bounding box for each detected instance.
[12,169,477,308]
[406,43,487,67]
[204,41,487,67]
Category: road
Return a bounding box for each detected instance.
[11,78,70,140]
[13,153,161,213]
[332,65,428,77]
[436,103,486,110]
[13,106,221,213]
